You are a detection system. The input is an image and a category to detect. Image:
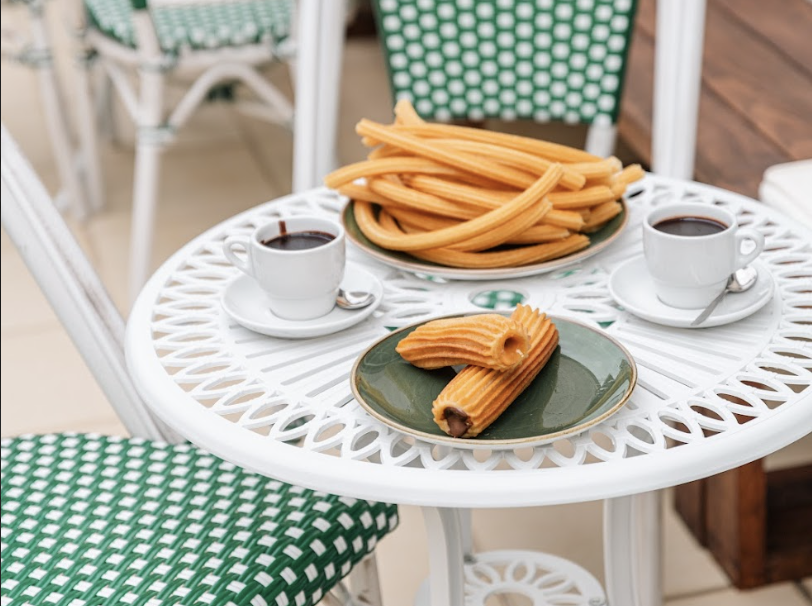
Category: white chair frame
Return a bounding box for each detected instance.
[0,121,386,606]
[69,0,347,302]
[1,0,99,219]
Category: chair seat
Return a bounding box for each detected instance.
[759,159,812,228]
[0,434,398,606]
[84,0,293,52]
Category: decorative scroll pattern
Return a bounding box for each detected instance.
[148,177,812,473]
[463,550,606,606]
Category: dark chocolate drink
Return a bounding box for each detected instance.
[262,230,335,251]
[653,216,727,237]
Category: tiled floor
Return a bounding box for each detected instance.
[1,4,811,605]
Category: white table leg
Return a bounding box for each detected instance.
[421,507,466,606]
[458,507,474,561]
[635,491,663,606]
[604,491,663,606]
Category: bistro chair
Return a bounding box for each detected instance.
[0,123,398,606]
[759,159,812,228]
[68,0,341,302]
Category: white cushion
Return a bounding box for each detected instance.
[759,159,812,228]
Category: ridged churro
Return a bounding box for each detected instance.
[396,314,529,371]
[432,306,559,438]
[352,165,563,252]
[324,100,645,270]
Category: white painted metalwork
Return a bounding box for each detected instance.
[127,177,812,493]
[1,0,92,218]
[126,176,812,606]
[414,549,606,606]
[1,124,168,441]
[1,122,385,606]
[68,0,343,302]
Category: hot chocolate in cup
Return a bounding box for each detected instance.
[643,203,764,309]
[223,216,345,320]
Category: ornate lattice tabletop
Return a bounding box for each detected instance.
[126,175,812,606]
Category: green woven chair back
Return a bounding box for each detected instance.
[1,434,398,606]
[373,0,638,125]
[84,0,293,52]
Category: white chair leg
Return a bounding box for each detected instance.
[74,50,106,213]
[291,0,321,192]
[458,508,474,561]
[421,507,466,606]
[604,491,663,606]
[347,554,384,606]
[27,4,87,220]
[652,0,706,179]
[129,136,164,303]
[314,0,347,184]
[585,123,618,158]
[96,66,120,145]
[128,69,167,304]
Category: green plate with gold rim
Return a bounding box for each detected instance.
[351,315,637,449]
[342,199,628,281]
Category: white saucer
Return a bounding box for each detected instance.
[608,256,774,328]
[221,264,383,339]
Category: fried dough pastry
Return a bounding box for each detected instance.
[396,314,530,372]
[432,306,559,438]
[324,100,646,270]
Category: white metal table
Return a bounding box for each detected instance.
[126,175,812,606]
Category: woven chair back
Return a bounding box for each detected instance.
[373,0,638,125]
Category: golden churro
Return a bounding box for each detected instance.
[430,138,585,190]
[582,201,623,232]
[432,306,559,438]
[394,123,601,163]
[396,314,529,371]
[323,101,646,270]
[410,234,590,269]
[357,120,540,189]
[352,165,562,251]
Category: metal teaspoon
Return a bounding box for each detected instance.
[690,266,758,327]
[336,288,375,310]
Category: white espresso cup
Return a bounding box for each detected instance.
[223,216,345,321]
[643,203,764,309]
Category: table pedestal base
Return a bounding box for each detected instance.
[413,550,606,606]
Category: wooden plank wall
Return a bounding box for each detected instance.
[618,0,812,198]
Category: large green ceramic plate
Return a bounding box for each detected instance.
[351,315,637,449]
[342,200,628,281]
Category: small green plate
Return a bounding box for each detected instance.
[351,315,637,449]
[342,199,628,281]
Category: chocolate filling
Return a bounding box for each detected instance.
[443,407,472,438]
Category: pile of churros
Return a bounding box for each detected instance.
[396,306,558,438]
[324,100,644,269]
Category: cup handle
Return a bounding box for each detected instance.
[223,236,253,276]
[734,227,765,269]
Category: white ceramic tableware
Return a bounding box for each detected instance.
[223,216,345,320]
[608,256,774,328]
[221,263,383,338]
[643,203,764,309]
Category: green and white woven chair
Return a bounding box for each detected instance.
[0,123,398,606]
[371,0,638,157]
[69,0,349,302]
